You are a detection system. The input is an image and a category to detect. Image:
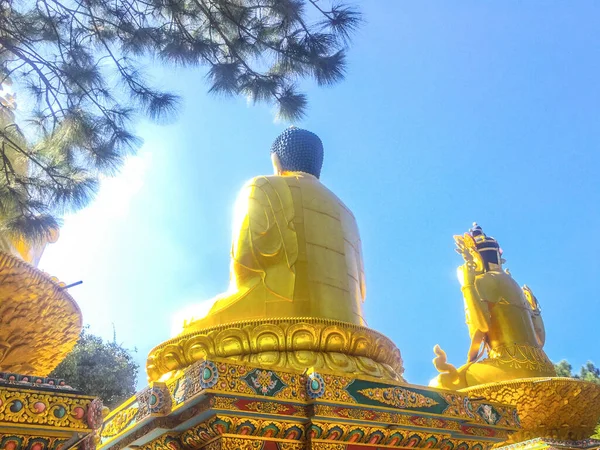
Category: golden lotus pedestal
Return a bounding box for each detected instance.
[461,378,600,450]
[146,318,405,383]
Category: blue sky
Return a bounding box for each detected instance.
[42,2,600,388]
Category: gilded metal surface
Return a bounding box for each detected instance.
[310,444,345,450]
[431,225,555,390]
[147,318,403,382]
[462,378,600,442]
[180,171,366,331]
[0,252,82,375]
[218,437,263,450]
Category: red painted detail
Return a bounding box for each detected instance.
[367,435,382,444]
[348,433,361,443]
[409,415,429,426]
[261,441,278,450]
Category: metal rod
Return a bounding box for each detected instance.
[60,280,83,290]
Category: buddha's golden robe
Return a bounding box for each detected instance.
[183,172,366,331]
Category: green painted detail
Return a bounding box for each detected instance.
[344,379,449,414]
[242,368,287,396]
[10,400,22,413]
[53,406,66,418]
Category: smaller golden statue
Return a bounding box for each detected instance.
[430,224,555,390]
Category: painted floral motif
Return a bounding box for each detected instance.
[242,369,287,396]
[356,387,439,409]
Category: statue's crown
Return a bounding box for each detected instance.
[470,223,501,255]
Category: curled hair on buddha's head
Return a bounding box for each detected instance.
[270,126,324,178]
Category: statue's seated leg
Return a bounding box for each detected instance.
[182,281,268,332]
[462,360,509,387]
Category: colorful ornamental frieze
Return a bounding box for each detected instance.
[99,358,520,450]
[0,383,102,450]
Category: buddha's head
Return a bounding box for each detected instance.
[270,126,324,178]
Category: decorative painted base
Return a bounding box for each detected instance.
[461,378,600,442]
[102,358,520,450]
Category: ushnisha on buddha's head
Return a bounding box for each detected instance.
[270,126,324,178]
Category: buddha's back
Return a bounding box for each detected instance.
[284,173,366,325]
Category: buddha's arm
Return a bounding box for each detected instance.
[523,286,546,347]
[230,177,298,298]
[531,311,546,347]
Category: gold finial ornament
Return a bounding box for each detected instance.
[430,224,555,390]
[147,128,404,382]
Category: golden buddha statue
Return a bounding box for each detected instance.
[182,126,366,331]
[430,224,555,390]
[147,127,403,382]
